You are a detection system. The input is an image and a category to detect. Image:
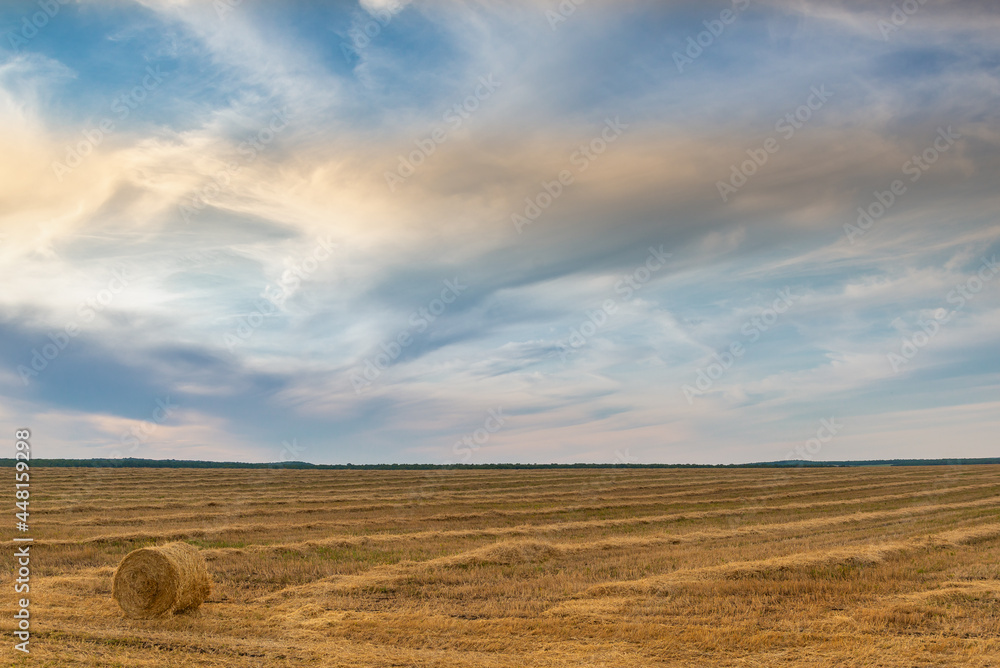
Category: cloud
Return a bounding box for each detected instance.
[0,0,997,463]
[359,0,411,15]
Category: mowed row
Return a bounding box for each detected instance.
[3,465,999,666]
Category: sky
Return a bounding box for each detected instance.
[1,0,998,465]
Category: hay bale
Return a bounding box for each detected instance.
[112,542,211,618]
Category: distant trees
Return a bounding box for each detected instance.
[0,458,997,469]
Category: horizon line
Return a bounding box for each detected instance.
[4,457,999,469]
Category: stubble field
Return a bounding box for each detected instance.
[3,465,1000,667]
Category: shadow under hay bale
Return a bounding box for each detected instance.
[112,541,212,618]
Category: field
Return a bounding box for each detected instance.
[3,465,1000,666]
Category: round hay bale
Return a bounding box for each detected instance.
[112,542,211,618]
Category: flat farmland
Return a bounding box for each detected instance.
[3,465,1000,667]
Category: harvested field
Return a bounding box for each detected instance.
[3,465,1000,666]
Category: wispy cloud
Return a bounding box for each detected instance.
[0,0,997,463]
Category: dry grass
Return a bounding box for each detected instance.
[2,465,999,666]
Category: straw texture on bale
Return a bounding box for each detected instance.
[112,542,211,618]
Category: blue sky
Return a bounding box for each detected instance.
[1,0,998,464]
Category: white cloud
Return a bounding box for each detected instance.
[359,0,411,15]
